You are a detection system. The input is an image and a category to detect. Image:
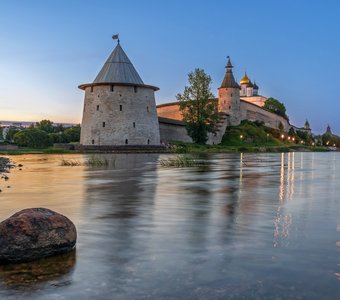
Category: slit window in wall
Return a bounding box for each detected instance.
[90,86,93,93]
[229,106,231,109]
[110,85,114,92]
[92,139,94,145]
[102,122,105,128]
[125,139,128,145]
[147,139,150,145]
[147,106,149,112]
[133,122,135,128]
[119,105,122,111]
[231,93,233,97]
[134,86,138,93]
[96,105,99,111]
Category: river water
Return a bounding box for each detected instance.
[0,152,339,299]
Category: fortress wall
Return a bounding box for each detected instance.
[157,103,183,121]
[240,95,267,107]
[240,100,290,131]
[158,118,192,143]
[80,85,160,145]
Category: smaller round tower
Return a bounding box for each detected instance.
[218,57,241,126]
[79,38,160,146]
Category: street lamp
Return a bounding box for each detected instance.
[281,134,284,142]
[240,135,243,143]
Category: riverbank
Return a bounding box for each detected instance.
[172,142,330,154]
[0,144,331,155]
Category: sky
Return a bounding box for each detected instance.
[0,0,340,134]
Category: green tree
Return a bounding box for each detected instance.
[62,125,81,142]
[177,68,218,144]
[5,128,20,142]
[264,97,287,119]
[13,128,53,148]
[35,119,55,133]
[278,121,284,131]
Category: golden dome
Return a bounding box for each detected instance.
[240,73,250,85]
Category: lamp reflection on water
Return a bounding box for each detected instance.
[274,152,295,247]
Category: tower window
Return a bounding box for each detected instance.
[147,139,150,145]
[110,85,114,92]
[92,139,94,144]
[96,105,99,111]
[133,122,135,128]
[147,106,149,112]
[134,86,138,93]
[102,122,105,127]
[125,139,128,145]
[120,105,122,111]
[231,93,233,97]
[90,86,94,93]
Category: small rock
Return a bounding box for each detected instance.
[0,208,77,263]
[18,164,23,167]
[6,186,10,188]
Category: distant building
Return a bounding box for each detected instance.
[325,125,332,135]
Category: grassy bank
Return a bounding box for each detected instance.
[0,147,72,155]
[172,120,329,153]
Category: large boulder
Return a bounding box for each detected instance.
[0,208,77,263]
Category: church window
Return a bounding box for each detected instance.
[102,122,105,127]
[110,85,114,92]
[125,139,128,145]
[147,139,150,145]
[133,122,135,128]
[134,86,138,93]
[97,105,99,111]
[120,105,122,111]
[90,86,94,92]
[92,139,94,144]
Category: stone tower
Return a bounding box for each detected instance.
[79,39,160,146]
[218,57,241,126]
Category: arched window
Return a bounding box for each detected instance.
[147,139,150,145]
[125,139,128,145]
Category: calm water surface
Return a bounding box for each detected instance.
[0,152,339,299]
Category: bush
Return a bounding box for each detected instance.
[13,128,53,148]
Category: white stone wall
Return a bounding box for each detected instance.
[240,100,290,131]
[159,121,192,143]
[80,85,160,145]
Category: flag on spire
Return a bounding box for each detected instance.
[112,34,119,40]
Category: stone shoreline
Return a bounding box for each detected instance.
[0,157,14,173]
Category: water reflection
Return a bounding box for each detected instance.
[0,153,340,298]
[0,251,76,290]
